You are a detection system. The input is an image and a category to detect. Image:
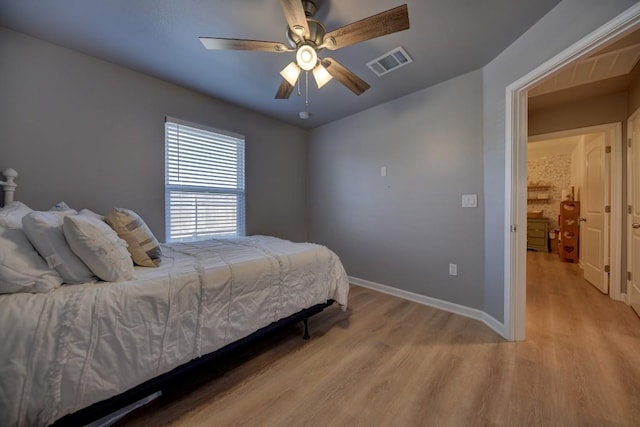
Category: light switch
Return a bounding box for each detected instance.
[449,264,457,276]
[381,167,387,177]
[462,194,477,208]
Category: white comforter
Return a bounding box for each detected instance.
[0,236,349,427]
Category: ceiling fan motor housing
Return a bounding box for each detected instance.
[287,17,325,48]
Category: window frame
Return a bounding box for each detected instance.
[164,117,245,242]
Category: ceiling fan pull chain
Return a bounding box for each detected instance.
[305,71,309,106]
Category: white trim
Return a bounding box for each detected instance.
[505,4,640,341]
[165,116,245,141]
[621,292,628,304]
[627,108,640,306]
[505,89,528,341]
[164,120,246,242]
[609,124,623,302]
[349,276,506,338]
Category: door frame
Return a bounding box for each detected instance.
[627,108,640,307]
[528,124,622,300]
[504,4,640,341]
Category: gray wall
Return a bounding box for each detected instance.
[529,92,629,136]
[482,0,637,321]
[309,0,637,323]
[309,70,485,310]
[0,27,309,243]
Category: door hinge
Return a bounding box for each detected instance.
[604,265,611,273]
[605,205,611,213]
[605,146,611,154]
[511,224,517,232]
[630,205,634,214]
[629,271,632,281]
[629,138,633,148]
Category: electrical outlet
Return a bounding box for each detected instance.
[449,263,457,276]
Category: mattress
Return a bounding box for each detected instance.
[0,236,349,427]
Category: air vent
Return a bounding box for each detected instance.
[367,47,413,76]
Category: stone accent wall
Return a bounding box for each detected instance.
[528,154,572,227]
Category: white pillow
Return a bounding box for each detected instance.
[49,201,72,212]
[0,201,33,229]
[79,208,107,222]
[22,211,96,284]
[0,227,63,294]
[63,213,135,282]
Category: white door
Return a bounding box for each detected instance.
[629,114,640,316]
[582,133,609,294]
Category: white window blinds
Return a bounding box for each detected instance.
[165,118,245,242]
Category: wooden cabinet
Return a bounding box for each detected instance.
[559,201,579,262]
[527,218,549,252]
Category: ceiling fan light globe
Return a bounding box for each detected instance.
[296,44,317,71]
[280,62,301,86]
[313,63,333,88]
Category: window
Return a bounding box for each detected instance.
[165,118,245,242]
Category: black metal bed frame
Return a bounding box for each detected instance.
[52,300,334,426]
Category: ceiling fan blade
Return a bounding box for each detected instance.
[322,57,370,96]
[323,4,409,51]
[275,79,295,99]
[280,0,310,37]
[199,37,290,53]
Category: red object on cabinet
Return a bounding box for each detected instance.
[559,201,579,262]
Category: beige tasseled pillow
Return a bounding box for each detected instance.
[107,208,162,267]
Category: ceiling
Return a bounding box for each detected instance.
[0,0,563,129]
[529,28,640,111]
[528,136,581,159]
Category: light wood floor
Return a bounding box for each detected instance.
[118,252,640,426]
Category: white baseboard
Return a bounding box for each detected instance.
[617,292,628,303]
[348,276,507,339]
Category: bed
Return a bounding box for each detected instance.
[0,168,349,427]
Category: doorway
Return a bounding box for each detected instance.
[505,7,640,341]
[527,124,622,299]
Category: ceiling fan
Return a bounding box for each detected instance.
[199,0,410,99]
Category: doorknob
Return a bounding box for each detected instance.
[579,217,587,222]
[633,223,640,229]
